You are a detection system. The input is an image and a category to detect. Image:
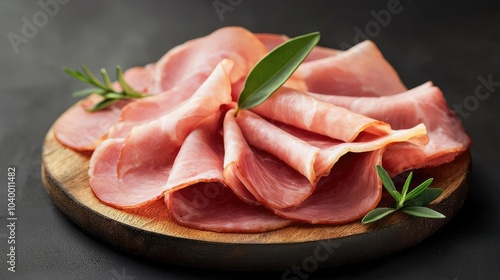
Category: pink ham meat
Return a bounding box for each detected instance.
[237,110,427,182]
[154,26,267,93]
[251,87,391,142]
[53,65,150,151]
[168,184,292,233]
[298,40,406,97]
[275,150,384,224]
[88,60,233,207]
[109,27,268,138]
[225,110,315,209]
[309,82,471,176]
[166,112,291,233]
[236,110,320,183]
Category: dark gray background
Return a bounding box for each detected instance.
[1,0,499,279]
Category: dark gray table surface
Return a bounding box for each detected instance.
[1,1,499,279]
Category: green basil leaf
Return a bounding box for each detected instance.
[376,165,401,203]
[405,188,443,207]
[402,206,445,219]
[72,88,104,97]
[362,207,396,224]
[405,178,434,201]
[237,32,320,112]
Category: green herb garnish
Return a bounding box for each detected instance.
[64,65,147,111]
[235,31,320,115]
[362,165,446,224]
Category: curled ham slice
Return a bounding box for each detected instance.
[166,111,291,233]
[88,60,233,207]
[251,87,391,142]
[225,110,315,209]
[53,65,148,151]
[168,184,292,233]
[309,82,471,175]
[298,40,406,97]
[154,26,267,92]
[275,151,384,224]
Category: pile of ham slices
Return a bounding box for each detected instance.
[54,27,471,233]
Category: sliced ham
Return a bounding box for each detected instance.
[165,109,291,233]
[309,82,471,175]
[167,184,292,233]
[222,110,260,205]
[275,150,384,224]
[54,96,128,151]
[154,26,267,92]
[54,65,154,151]
[58,28,472,233]
[88,60,233,207]
[236,110,320,183]
[251,87,391,142]
[298,40,406,97]
[225,110,315,209]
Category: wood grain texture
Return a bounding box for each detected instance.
[41,126,470,270]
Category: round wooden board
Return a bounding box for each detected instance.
[41,126,470,271]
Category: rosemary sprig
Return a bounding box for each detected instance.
[64,65,147,111]
[362,165,446,224]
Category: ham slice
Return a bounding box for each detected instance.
[53,65,149,151]
[88,60,233,207]
[168,184,292,233]
[225,110,315,209]
[298,40,406,97]
[251,87,391,142]
[166,111,291,233]
[54,96,128,151]
[275,150,384,224]
[238,110,428,181]
[309,82,471,175]
[236,110,320,183]
[154,26,267,92]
